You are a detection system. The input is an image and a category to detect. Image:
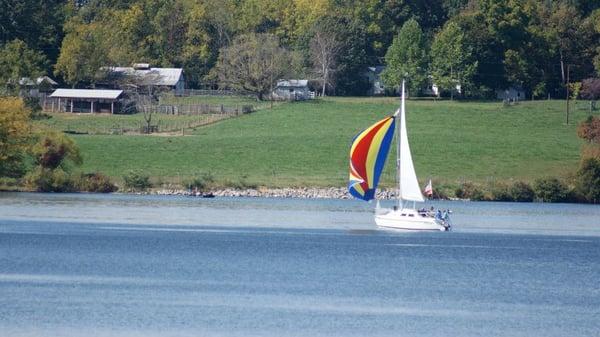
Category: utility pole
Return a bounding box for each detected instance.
[450,65,454,101]
[566,64,570,125]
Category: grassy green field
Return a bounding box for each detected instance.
[160,94,276,110]
[38,112,233,135]
[50,97,595,188]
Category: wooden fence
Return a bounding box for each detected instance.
[139,104,253,115]
[175,89,255,97]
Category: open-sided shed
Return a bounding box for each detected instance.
[48,89,123,113]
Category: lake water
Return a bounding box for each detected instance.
[1,193,599,337]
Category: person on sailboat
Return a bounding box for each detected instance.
[435,209,443,221]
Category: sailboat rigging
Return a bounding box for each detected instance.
[348,80,451,231]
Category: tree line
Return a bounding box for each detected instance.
[0,0,599,99]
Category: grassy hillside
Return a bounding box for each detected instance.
[58,97,593,188]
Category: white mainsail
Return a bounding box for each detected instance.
[397,82,425,203]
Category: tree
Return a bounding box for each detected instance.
[54,19,110,86]
[215,33,291,101]
[430,21,476,98]
[0,0,65,67]
[0,97,31,178]
[308,14,369,96]
[580,78,600,111]
[31,131,82,170]
[577,116,600,144]
[381,19,428,95]
[0,39,48,93]
[577,157,600,203]
[310,30,340,96]
[544,3,587,84]
[450,10,506,98]
[27,131,83,192]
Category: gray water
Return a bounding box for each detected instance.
[1,192,599,337]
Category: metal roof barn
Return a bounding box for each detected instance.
[48,89,124,113]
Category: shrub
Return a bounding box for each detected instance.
[576,157,600,203]
[0,177,19,190]
[32,131,82,170]
[25,167,77,192]
[431,187,450,200]
[533,177,569,202]
[187,172,215,191]
[123,171,152,191]
[490,182,513,201]
[510,181,535,202]
[455,182,485,201]
[77,172,118,193]
[224,175,257,190]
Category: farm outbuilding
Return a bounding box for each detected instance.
[273,80,311,100]
[496,86,526,101]
[18,76,58,98]
[102,64,185,95]
[48,89,123,113]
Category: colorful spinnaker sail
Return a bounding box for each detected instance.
[348,116,396,201]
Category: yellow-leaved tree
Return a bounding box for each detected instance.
[0,97,32,178]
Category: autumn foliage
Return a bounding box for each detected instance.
[0,97,31,177]
[576,116,600,144]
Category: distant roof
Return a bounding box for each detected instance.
[50,89,123,100]
[104,67,184,86]
[19,76,58,86]
[367,66,385,74]
[277,80,308,87]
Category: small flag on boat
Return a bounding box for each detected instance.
[424,179,433,197]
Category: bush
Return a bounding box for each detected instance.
[490,182,513,201]
[576,157,600,203]
[77,172,118,193]
[0,177,19,191]
[187,172,215,192]
[455,182,485,201]
[510,181,535,202]
[123,171,152,191]
[533,177,569,202]
[430,186,450,200]
[25,167,77,192]
[223,175,257,190]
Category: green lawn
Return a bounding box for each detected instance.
[59,97,594,188]
[159,94,276,110]
[38,112,233,135]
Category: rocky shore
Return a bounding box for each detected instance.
[151,187,401,199]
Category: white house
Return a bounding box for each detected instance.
[423,76,462,97]
[102,63,185,95]
[273,80,311,100]
[365,66,386,95]
[496,86,525,101]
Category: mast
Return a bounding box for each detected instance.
[396,80,405,209]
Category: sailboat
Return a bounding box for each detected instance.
[348,80,451,231]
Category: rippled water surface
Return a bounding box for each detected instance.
[1,193,599,337]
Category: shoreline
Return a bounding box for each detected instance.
[151,187,408,200]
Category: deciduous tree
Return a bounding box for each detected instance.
[215,33,291,101]
[0,39,48,93]
[0,97,31,178]
[310,30,340,96]
[580,78,600,111]
[430,21,476,98]
[382,19,428,95]
[54,19,109,86]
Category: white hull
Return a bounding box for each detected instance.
[375,208,449,231]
